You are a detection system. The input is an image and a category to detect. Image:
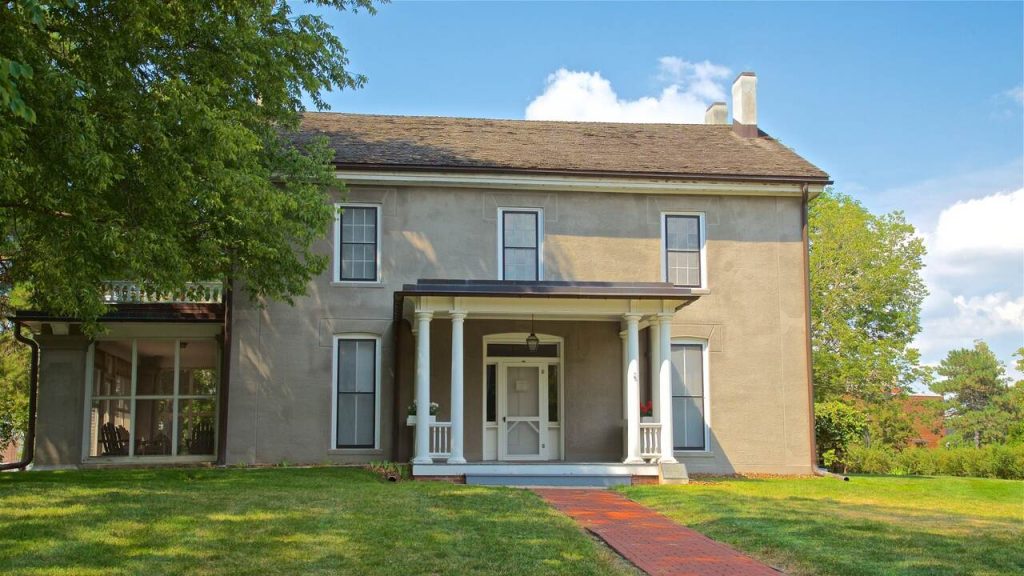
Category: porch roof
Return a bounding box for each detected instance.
[398,279,703,300]
[395,279,701,323]
[13,303,224,325]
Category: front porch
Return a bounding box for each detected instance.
[394,279,702,484]
[413,461,660,487]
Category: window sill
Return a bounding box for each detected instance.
[327,448,384,456]
[331,281,385,288]
[669,286,710,294]
[674,450,715,458]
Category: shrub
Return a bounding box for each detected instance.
[845,444,1024,479]
[815,400,868,472]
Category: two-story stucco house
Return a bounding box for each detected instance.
[15,72,830,485]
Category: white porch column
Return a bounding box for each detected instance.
[448,312,467,464]
[623,313,643,464]
[658,313,678,463]
[412,311,433,464]
[649,322,661,419]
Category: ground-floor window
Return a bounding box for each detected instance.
[670,341,708,451]
[88,339,219,458]
[333,335,380,449]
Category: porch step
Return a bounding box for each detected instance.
[466,473,631,487]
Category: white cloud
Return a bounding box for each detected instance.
[1005,85,1024,105]
[953,293,1024,329]
[933,188,1024,257]
[524,58,730,124]
[912,186,1024,381]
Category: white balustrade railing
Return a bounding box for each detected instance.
[428,421,451,459]
[101,281,224,304]
[640,422,662,459]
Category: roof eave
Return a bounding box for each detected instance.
[331,162,832,185]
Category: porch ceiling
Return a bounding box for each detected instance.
[395,279,701,323]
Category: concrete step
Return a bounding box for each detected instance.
[465,473,631,487]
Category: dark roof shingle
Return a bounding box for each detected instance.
[298,113,829,181]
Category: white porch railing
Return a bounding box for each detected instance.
[428,421,451,459]
[640,422,662,460]
[101,281,224,304]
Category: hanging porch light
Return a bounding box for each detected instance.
[526,314,539,353]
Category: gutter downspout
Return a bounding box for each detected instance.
[802,185,848,482]
[1,322,39,471]
[216,281,232,466]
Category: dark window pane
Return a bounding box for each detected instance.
[178,398,216,455]
[94,341,132,397]
[339,206,378,281]
[179,340,218,396]
[503,212,537,248]
[503,247,537,281]
[666,215,700,251]
[89,399,131,457]
[665,215,702,287]
[502,211,539,280]
[135,398,173,456]
[670,343,706,451]
[336,338,376,448]
[136,341,175,396]
[486,364,496,423]
[548,364,558,423]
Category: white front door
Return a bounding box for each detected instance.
[499,363,548,460]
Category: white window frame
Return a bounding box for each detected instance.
[333,202,382,285]
[671,337,711,453]
[497,207,544,281]
[81,337,220,463]
[331,334,382,450]
[660,211,707,289]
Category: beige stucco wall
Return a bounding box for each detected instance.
[32,335,89,469]
[226,184,815,474]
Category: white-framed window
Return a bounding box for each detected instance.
[498,208,543,281]
[670,338,710,451]
[331,334,381,449]
[334,203,381,283]
[661,212,707,288]
[84,338,219,460]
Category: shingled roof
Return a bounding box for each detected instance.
[297,112,830,182]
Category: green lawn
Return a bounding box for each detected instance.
[621,475,1024,576]
[0,467,631,576]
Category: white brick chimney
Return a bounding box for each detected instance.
[704,102,727,125]
[731,72,757,137]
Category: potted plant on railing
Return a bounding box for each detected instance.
[641,401,654,423]
[406,402,440,426]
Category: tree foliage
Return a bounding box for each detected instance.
[809,189,928,402]
[1,0,375,323]
[814,400,867,471]
[864,399,917,450]
[931,341,1019,448]
[0,326,29,460]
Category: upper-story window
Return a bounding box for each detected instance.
[335,204,380,283]
[498,208,543,281]
[662,213,706,288]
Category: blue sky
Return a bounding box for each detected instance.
[313,2,1024,383]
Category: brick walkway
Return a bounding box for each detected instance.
[534,489,782,576]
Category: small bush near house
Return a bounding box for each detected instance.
[845,444,1024,479]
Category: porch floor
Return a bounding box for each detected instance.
[412,461,659,487]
